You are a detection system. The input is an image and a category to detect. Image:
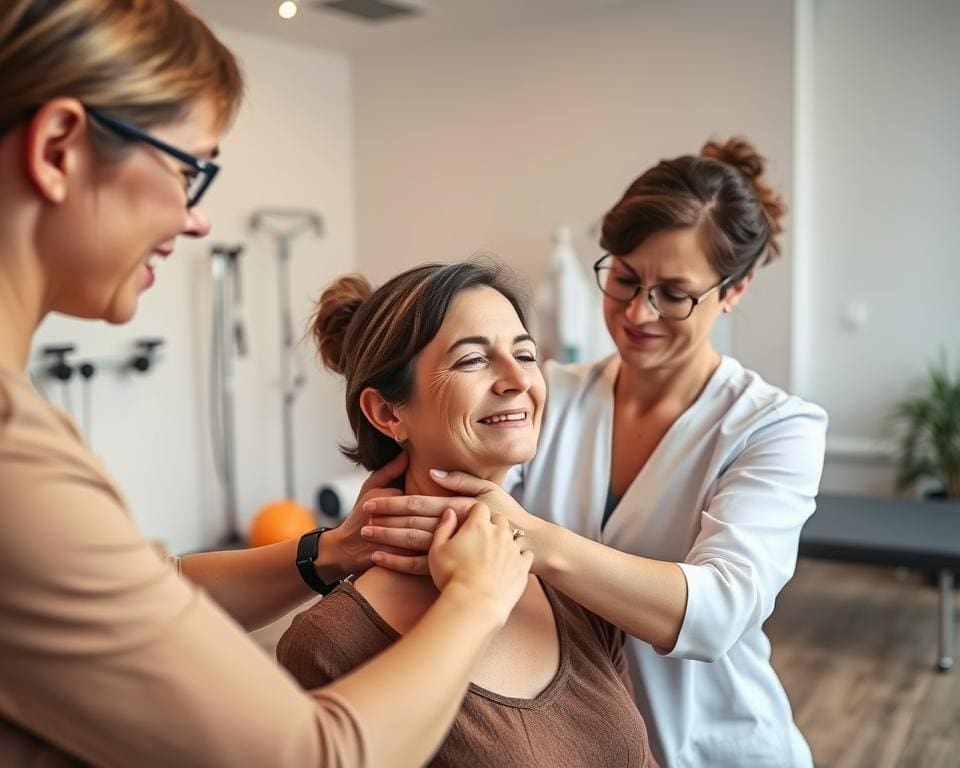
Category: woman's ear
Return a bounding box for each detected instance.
[359,388,408,443]
[719,272,752,314]
[24,97,89,204]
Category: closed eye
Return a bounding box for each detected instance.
[657,288,691,303]
[454,355,487,369]
[181,169,199,190]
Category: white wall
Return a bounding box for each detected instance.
[353,0,796,386]
[27,0,956,543]
[31,24,358,554]
[805,0,960,494]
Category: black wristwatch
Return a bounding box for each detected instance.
[296,527,341,596]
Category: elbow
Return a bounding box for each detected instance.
[673,560,765,662]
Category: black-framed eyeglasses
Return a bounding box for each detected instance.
[593,253,734,321]
[85,107,220,208]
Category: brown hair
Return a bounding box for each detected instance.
[0,0,243,150]
[312,261,530,470]
[600,137,787,293]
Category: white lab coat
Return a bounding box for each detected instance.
[508,355,827,768]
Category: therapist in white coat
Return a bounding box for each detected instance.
[361,136,827,768]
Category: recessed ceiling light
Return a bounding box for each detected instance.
[278,1,298,19]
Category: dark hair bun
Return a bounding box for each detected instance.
[311,274,373,375]
[701,137,787,260]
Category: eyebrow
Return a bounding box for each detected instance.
[446,334,536,354]
[611,262,694,286]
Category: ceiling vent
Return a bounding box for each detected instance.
[311,0,420,23]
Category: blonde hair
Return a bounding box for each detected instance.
[0,0,243,149]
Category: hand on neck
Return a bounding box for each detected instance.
[402,454,508,497]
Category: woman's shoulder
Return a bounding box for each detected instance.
[0,367,127,526]
[542,583,622,659]
[0,366,90,455]
[714,356,827,432]
[543,355,615,389]
[277,581,396,689]
[281,581,396,650]
[541,355,618,414]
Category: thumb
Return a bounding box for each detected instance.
[362,451,408,494]
[429,468,492,497]
[431,508,458,550]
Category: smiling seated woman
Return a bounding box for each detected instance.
[277,261,656,768]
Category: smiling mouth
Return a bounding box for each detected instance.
[624,326,663,339]
[478,410,529,425]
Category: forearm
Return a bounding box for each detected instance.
[532,519,688,651]
[178,534,349,631]
[327,582,504,768]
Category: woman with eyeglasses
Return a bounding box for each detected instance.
[362,139,828,767]
[0,2,533,766]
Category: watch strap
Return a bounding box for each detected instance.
[296,527,340,596]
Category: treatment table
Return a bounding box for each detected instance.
[799,493,960,672]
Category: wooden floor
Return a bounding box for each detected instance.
[766,560,960,768]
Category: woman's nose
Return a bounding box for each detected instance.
[493,357,532,395]
[624,287,659,324]
[183,203,211,238]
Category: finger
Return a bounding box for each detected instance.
[366,515,439,532]
[429,468,493,496]
[431,508,458,549]
[360,452,408,495]
[360,525,434,551]
[371,551,429,575]
[490,511,509,530]
[363,494,474,518]
[362,487,403,501]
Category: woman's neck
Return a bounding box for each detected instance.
[0,181,47,373]
[616,344,721,416]
[403,457,507,496]
[0,251,45,374]
[356,455,511,626]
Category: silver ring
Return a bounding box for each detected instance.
[512,528,526,541]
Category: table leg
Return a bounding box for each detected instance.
[938,568,955,672]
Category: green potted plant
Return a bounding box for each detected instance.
[891,353,960,499]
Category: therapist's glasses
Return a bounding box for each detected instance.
[593,253,734,321]
[85,107,220,208]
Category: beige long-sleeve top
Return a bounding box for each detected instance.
[0,365,368,767]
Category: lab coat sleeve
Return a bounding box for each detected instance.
[666,401,827,663]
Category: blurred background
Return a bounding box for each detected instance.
[28,1,960,765]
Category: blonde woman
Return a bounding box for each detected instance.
[0,2,531,766]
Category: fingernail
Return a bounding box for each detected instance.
[361,526,373,537]
[371,552,385,563]
[431,469,448,478]
[363,500,375,512]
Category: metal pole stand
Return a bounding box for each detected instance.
[210,244,245,546]
[938,568,955,672]
[249,208,323,500]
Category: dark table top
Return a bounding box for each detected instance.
[799,493,960,570]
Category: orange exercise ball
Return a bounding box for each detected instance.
[248,499,316,548]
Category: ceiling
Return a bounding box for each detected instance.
[189,0,634,56]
